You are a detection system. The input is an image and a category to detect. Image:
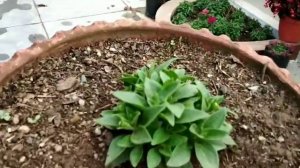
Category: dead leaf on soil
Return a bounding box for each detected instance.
[56,77,78,91]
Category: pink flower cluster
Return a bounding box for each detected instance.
[199,9,218,24]
[265,0,300,19]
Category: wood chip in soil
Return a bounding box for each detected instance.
[0,38,299,168]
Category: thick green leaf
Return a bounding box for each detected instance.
[137,68,146,82]
[176,109,209,124]
[159,80,180,101]
[151,127,170,145]
[209,141,227,151]
[113,91,146,107]
[155,58,178,72]
[219,122,233,133]
[130,146,143,167]
[182,97,199,109]
[147,148,162,168]
[167,142,191,167]
[159,71,170,83]
[117,114,134,130]
[202,108,227,129]
[131,126,152,144]
[167,134,188,147]
[144,78,162,100]
[141,105,166,127]
[105,136,126,166]
[160,110,175,126]
[195,142,219,168]
[195,80,210,97]
[201,129,228,141]
[111,149,130,167]
[222,135,236,146]
[173,84,198,101]
[95,114,119,128]
[0,110,11,121]
[122,74,138,85]
[189,124,202,139]
[171,125,187,133]
[163,69,178,79]
[150,71,160,82]
[174,69,186,78]
[117,135,134,148]
[158,146,172,157]
[167,103,185,118]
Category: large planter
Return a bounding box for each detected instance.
[146,0,169,19]
[0,20,298,95]
[156,0,276,51]
[279,16,300,43]
[0,20,300,167]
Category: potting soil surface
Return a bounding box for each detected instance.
[0,38,299,168]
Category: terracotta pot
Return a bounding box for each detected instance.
[155,0,276,50]
[279,16,300,43]
[0,20,299,97]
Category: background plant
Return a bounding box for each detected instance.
[172,0,274,41]
[96,58,235,168]
[265,0,300,20]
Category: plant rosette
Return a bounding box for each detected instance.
[264,41,295,68]
[96,58,235,168]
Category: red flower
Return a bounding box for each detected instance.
[207,16,217,24]
[264,0,300,20]
[200,8,209,15]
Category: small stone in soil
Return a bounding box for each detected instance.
[70,114,81,123]
[94,127,102,136]
[19,156,26,163]
[13,115,20,125]
[78,99,85,107]
[54,144,63,152]
[258,136,267,142]
[278,136,285,142]
[18,125,30,134]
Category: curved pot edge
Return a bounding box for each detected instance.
[0,19,299,97]
[155,0,277,51]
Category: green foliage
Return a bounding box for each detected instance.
[250,26,273,41]
[176,1,195,18]
[96,58,235,168]
[272,43,288,55]
[172,0,274,41]
[0,110,11,121]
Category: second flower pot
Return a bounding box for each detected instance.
[279,16,300,43]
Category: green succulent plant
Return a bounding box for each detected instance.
[96,58,235,168]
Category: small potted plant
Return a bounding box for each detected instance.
[263,41,295,68]
[146,0,169,19]
[265,0,300,43]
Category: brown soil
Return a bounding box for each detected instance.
[0,38,299,168]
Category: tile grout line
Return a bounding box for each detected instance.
[41,10,127,24]
[31,0,49,39]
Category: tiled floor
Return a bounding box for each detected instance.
[0,0,144,62]
[0,0,299,83]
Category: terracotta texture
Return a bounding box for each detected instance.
[0,19,299,97]
[155,0,276,50]
[279,16,300,43]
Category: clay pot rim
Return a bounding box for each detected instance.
[155,0,277,50]
[0,19,299,97]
